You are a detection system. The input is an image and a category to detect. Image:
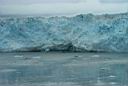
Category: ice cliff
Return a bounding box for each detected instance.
[0,13,128,52]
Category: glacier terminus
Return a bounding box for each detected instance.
[0,13,128,52]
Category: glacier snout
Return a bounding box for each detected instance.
[0,13,128,52]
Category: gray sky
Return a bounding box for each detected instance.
[0,0,128,16]
[0,0,128,4]
[100,0,128,3]
[0,0,80,4]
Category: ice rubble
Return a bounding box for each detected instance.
[0,13,128,52]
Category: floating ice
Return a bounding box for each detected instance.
[14,55,24,58]
[0,69,17,72]
[32,56,41,59]
[91,55,100,58]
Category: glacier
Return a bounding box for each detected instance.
[0,13,128,52]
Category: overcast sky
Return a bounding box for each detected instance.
[0,0,128,16]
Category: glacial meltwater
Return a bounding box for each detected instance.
[0,52,128,86]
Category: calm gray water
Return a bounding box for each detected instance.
[0,52,128,86]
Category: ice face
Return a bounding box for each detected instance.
[0,13,128,52]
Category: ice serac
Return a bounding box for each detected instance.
[0,13,128,52]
